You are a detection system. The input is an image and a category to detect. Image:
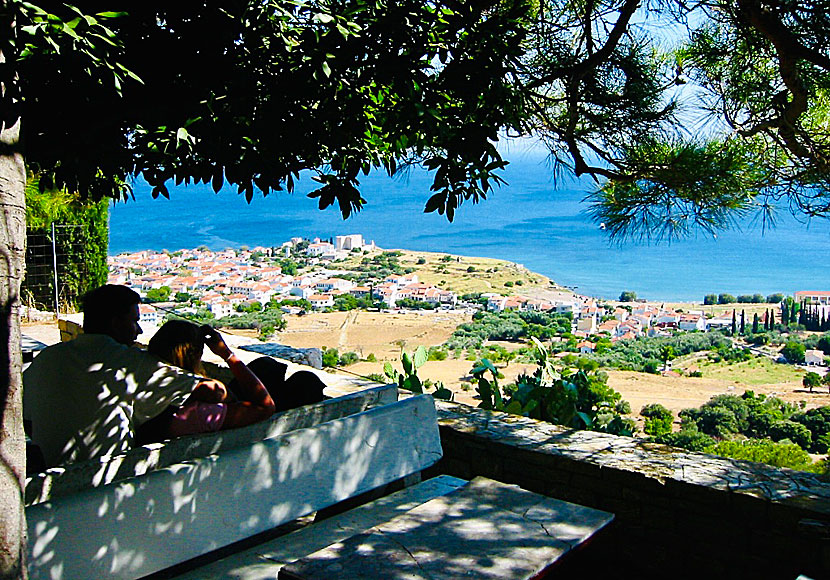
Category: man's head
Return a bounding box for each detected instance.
[82,285,143,345]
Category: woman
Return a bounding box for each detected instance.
[136,320,275,443]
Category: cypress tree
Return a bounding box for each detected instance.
[752,312,759,334]
[731,309,737,335]
[740,309,746,334]
[791,300,798,324]
[781,303,789,326]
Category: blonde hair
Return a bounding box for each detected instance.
[148,320,206,376]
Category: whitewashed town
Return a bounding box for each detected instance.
[106,233,819,352]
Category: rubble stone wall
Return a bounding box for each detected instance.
[433,401,830,579]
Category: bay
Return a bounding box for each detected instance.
[110,142,830,301]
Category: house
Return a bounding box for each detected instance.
[316,278,355,293]
[138,304,158,325]
[576,312,597,334]
[678,314,706,332]
[795,291,830,305]
[308,293,335,309]
[306,242,335,257]
[206,299,234,319]
[578,340,596,354]
[805,349,826,366]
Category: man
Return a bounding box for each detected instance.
[23,285,234,468]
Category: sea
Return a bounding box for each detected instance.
[110,139,830,302]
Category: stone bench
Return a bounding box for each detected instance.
[25,383,400,579]
[27,388,614,580]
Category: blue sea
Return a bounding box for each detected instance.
[110,140,830,302]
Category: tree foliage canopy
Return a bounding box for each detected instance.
[518,0,830,240]
[7,0,532,220]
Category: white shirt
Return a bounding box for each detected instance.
[23,334,202,467]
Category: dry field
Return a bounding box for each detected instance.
[276,310,829,418]
[275,309,471,361]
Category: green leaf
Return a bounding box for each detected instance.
[383,361,395,378]
[413,346,427,368]
[402,352,412,375]
[321,61,331,78]
[576,411,593,428]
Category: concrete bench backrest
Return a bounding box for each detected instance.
[25,383,398,505]
[27,393,441,580]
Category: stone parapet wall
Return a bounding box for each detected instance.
[433,401,830,579]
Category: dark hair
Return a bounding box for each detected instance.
[82,284,141,333]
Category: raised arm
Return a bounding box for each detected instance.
[201,326,276,428]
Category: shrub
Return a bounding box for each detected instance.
[643,360,660,374]
[781,341,806,363]
[791,406,830,452]
[718,293,736,304]
[365,353,377,363]
[641,403,674,437]
[703,395,749,431]
[417,257,426,265]
[769,420,812,450]
[504,281,514,287]
[427,347,448,361]
[703,294,717,305]
[619,290,637,302]
[704,439,813,470]
[322,348,340,368]
[688,370,704,377]
[654,428,715,452]
[681,406,739,437]
[339,351,360,366]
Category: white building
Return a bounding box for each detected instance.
[335,234,365,251]
[805,349,826,366]
[138,304,158,325]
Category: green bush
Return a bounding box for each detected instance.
[654,427,715,452]
[474,340,632,436]
[339,351,360,366]
[704,439,813,470]
[681,406,739,437]
[641,403,674,437]
[619,290,637,302]
[769,420,812,450]
[643,360,660,374]
[427,347,448,361]
[781,341,806,363]
[791,406,830,452]
[365,353,377,363]
[322,348,340,368]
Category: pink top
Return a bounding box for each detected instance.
[167,401,227,436]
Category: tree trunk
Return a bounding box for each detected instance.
[0,113,27,577]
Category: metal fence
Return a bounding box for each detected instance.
[22,223,89,314]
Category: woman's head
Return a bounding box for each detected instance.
[148,320,205,374]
